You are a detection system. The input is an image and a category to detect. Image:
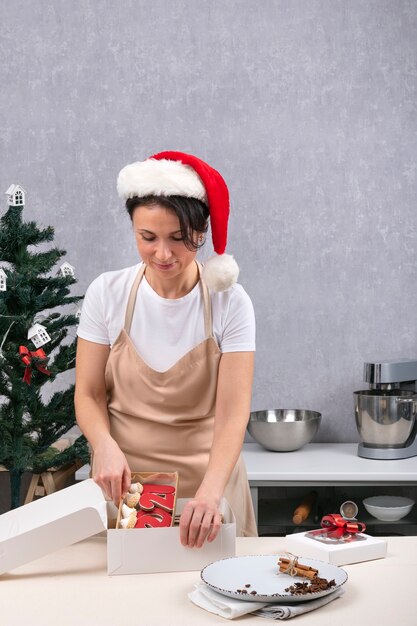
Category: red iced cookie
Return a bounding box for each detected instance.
[139,492,175,513]
[134,507,172,528]
[142,484,175,494]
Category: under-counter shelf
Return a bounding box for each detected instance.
[243,442,417,535]
[256,487,417,537]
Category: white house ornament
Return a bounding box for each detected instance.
[27,323,51,348]
[5,184,26,207]
[0,268,6,291]
[59,262,75,278]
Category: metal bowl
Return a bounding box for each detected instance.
[354,389,417,447]
[247,409,322,452]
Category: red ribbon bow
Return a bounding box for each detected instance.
[19,346,51,385]
[319,513,366,538]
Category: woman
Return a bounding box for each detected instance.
[75,151,257,548]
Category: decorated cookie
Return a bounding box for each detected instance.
[134,507,173,528]
[129,481,144,494]
[125,492,141,508]
[121,503,136,519]
[120,512,137,528]
[142,484,175,495]
[139,491,175,513]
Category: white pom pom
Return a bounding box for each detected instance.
[201,254,239,292]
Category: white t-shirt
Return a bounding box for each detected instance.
[77,263,256,372]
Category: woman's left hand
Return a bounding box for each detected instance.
[179,490,223,548]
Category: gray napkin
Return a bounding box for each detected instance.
[189,582,345,620]
[254,587,345,620]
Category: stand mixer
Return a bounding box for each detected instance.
[354,359,417,459]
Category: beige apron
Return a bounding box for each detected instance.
[104,262,257,537]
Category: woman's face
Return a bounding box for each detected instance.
[132,204,199,278]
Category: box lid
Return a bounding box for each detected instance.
[0,479,107,575]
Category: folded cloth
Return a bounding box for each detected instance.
[189,583,266,619]
[253,587,345,620]
[188,582,345,620]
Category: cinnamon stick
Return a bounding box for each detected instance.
[279,557,318,572]
[278,557,318,580]
[279,565,317,579]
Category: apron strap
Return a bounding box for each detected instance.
[124,263,146,333]
[124,261,213,338]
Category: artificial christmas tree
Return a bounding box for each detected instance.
[0,187,89,509]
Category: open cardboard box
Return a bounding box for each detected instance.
[116,470,179,529]
[0,478,236,576]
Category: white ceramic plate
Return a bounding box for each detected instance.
[200,555,348,603]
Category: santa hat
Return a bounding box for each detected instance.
[116,151,239,291]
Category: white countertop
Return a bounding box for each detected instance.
[0,535,415,626]
[76,442,417,484]
[243,443,417,483]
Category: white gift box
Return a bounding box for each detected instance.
[0,479,236,576]
[284,530,387,566]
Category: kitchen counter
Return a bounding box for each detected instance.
[0,535,415,625]
[243,442,417,482]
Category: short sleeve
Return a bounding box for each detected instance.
[77,276,110,345]
[220,285,256,353]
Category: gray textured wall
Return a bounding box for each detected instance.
[1,0,417,443]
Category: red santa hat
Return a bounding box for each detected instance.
[116,150,239,292]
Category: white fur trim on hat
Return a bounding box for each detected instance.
[117,158,208,203]
[202,254,239,292]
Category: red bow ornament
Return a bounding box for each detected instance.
[321,513,366,537]
[309,513,366,540]
[19,346,51,385]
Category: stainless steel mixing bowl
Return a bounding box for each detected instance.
[247,409,322,452]
[354,389,417,447]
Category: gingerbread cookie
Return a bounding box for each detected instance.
[139,491,175,513]
[121,503,136,519]
[120,512,137,528]
[142,484,175,494]
[135,507,173,528]
[125,492,141,508]
[129,481,144,494]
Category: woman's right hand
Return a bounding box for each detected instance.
[92,436,131,506]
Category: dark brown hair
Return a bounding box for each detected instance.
[126,195,209,250]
